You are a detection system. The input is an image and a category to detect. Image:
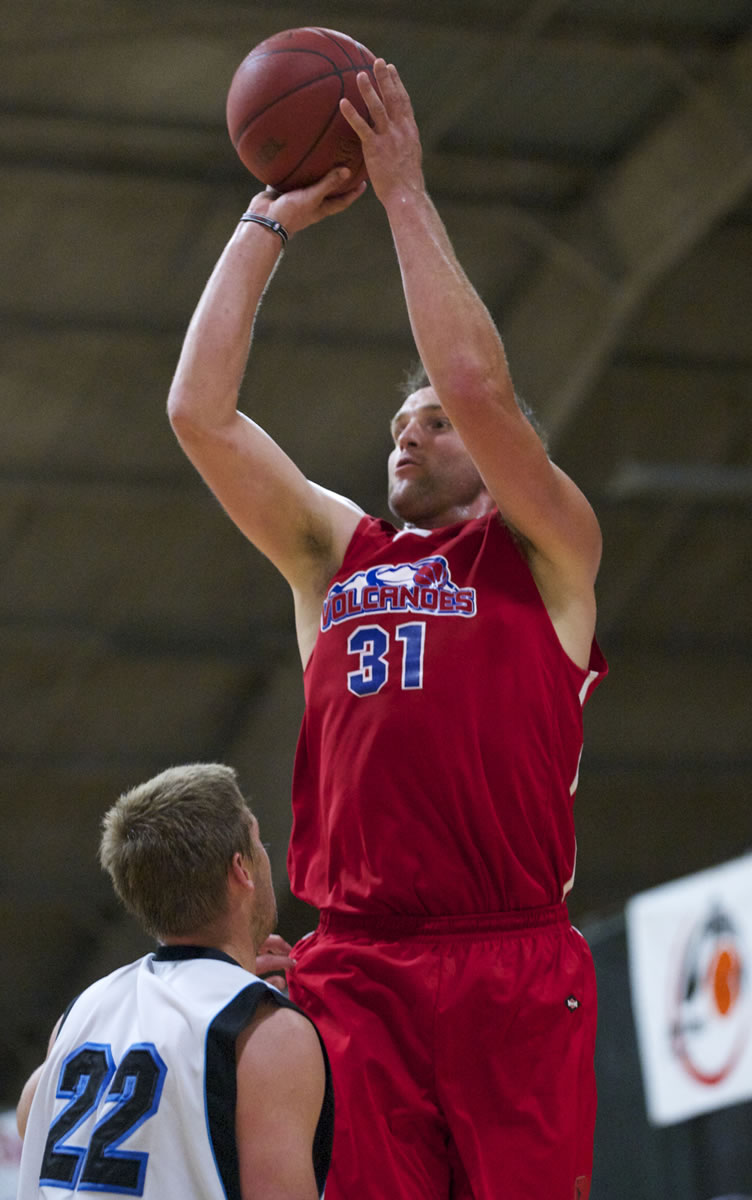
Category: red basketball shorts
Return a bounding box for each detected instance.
[288,905,596,1200]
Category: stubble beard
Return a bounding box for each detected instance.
[252,885,278,952]
[389,469,486,527]
[388,472,438,525]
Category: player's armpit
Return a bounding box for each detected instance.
[235,1003,327,1200]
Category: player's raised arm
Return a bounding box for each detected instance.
[167,168,365,597]
[341,62,602,596]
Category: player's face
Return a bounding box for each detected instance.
[387,388,488,528]
[248,814,277,951]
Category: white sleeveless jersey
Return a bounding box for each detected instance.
[17,946,333,1199]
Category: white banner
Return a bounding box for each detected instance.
[626,852,752,1126]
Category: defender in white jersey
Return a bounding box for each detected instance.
[16,763,333,1200]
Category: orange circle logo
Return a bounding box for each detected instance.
[671,906,749,1086]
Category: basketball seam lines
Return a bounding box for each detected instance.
[231,64,372,149]
[276,100,350,189]
[312,30,370,67]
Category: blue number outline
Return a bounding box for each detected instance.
[395,622,426,690]
[347,624,390,696]
[40,1042,167,1195]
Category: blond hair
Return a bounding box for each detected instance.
[99,763,253,940]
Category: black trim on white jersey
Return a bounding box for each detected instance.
[155,945,334,1199]
[153,944,240,967]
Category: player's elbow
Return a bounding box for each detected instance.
[166,384,198,438]
[167,384,226,446]
[436,350,512,414]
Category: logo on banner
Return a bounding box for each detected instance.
[670,904,749,1086]
[321,555,476,631]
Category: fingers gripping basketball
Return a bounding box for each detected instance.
[226,27,376,194]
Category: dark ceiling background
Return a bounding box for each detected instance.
[2,0,751,1107]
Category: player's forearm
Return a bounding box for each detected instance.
[386,186,515,413]
[167,222,283,435]
[342,61,515,420]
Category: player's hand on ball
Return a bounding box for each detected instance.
[340,59,424,205]
[247,166,367,236]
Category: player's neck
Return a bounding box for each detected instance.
[164,927,256,974]
[402,491,495,531]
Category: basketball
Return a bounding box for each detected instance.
[226,27,377,194]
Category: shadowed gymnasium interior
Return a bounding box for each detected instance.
[1,3,751,1196]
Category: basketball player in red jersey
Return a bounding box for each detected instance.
[168,58,606,1200]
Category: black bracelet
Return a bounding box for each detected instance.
[239,212,289,246]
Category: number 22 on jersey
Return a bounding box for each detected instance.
[40,1041,167,1195]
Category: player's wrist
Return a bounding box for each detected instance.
[380,173,428,214]
[239,211,289,246]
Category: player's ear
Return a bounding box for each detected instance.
[229,852,255,893]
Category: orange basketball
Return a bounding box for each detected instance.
[226,27,376,194]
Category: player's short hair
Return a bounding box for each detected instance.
[398,360,430,400]
[99,763,254,940]
[398,360,548,449]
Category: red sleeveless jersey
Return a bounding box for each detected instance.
[289,512,607,915]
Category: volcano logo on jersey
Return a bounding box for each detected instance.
[321,555,477,630]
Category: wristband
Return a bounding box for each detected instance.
[239,212,289,246]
